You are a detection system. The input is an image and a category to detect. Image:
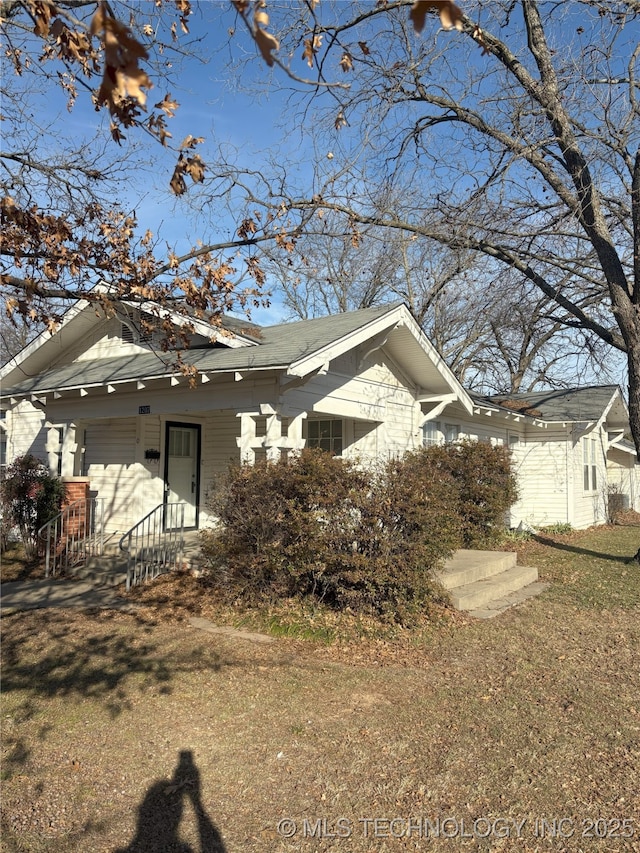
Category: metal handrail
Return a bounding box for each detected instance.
[38,497,105,578]
[119,503,185,590]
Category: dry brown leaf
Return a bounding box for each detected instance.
[340,51,353,72]
[185,155,205,184]
[89,2,106,36]
[302,34,322,68]
[254,26,279,66]
[410,0,464,34]
[31,0,54,37]
[179,134,204,150]
[170,165,187,196]
[335,110,347,130]
[118,62,152,106]
[358,41,370,55]
[302,38,315,67]
[155,94,179,117]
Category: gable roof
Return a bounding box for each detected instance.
[485,386,628,427]
[0,303,471,410]
[0,300,260,387]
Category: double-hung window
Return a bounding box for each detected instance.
[583,437,597,492]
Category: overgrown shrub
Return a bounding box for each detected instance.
[202,441,517,622]
[204,449,370,601]
[204,449,456,621]
[411,441,518,547]
[0,455,66,558]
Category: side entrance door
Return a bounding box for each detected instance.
[164,422,201,529]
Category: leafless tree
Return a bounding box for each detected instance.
[226,0,639,446]
[0,1,291,357]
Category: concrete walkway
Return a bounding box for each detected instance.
[0,577,138,614]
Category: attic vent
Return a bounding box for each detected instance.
[121,322,152,344]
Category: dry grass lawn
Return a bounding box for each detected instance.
[1,525,639,852]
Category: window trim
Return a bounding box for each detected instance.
[306,418,344,456]
[422,420,460,447]
[583,436,598,492]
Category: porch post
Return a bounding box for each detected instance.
[60,423,77,478]
[264,413,282,462]
[284,412,307,454]
[236,412,260,464]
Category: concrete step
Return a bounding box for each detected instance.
[448,563,539,611]
[466,582,550,619]
[69,554,128,588]
[438,549,517,589]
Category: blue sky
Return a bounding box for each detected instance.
[7,0,632,384]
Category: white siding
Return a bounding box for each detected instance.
[65,316,215,365]
[84,418,142,533]
[200,411,242,527]
[65,317,149,363]
[511,428,570,528]
[6,400,48,464]
[286,352,421,461]
[572,427,608,528]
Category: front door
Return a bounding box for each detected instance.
[164,423,201,529]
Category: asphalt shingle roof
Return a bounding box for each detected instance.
[483,386,621,422]
[1,303,401,396]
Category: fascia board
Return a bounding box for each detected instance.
[399,309,474,415]
[286,305,406,378]
[0,364,290,399]
[286,304,473,415]
[0,299,89,381]
[597,387,628,429]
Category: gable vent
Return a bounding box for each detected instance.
[121,322,152,344]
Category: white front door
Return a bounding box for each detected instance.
[164,423,200,529]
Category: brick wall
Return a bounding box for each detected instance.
[61,477,90,539]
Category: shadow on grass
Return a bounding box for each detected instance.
[115,749,227,853]
[1,610,232,713]
[0,609,236,777]
[532,534,637,563]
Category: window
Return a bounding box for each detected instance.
[55,427,64,476]
[583,437,597,491]
[423,420,441,447]
[422,421,460,447]
[444,423,460,443]
[307,419,343,455]
[169,428,192,457]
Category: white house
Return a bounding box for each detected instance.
[1,301,636,535]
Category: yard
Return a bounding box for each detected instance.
[1,525,639,852]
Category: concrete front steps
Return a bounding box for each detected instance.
[437,549,548,619]
[67,530,204,588]
[68,538,127,588]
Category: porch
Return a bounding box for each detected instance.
[47,408,388,536]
